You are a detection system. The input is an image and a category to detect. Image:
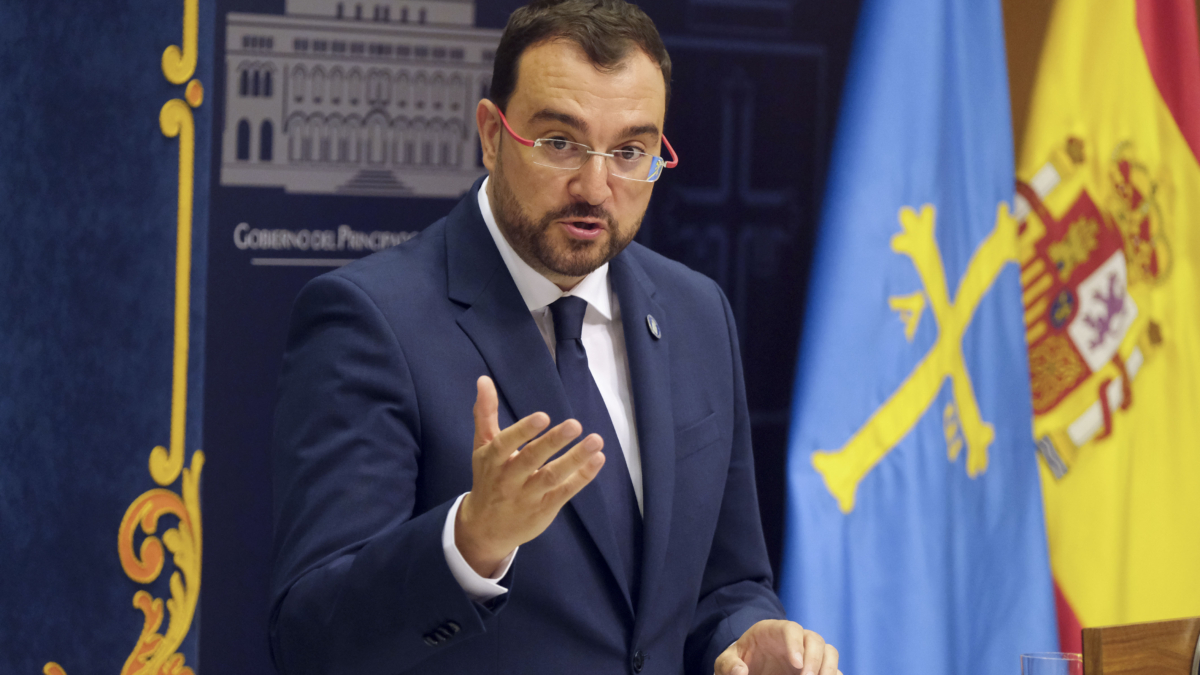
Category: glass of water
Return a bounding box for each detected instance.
[1021,652,1083,675]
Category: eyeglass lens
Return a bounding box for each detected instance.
[532,139,663,182]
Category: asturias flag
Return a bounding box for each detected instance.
[779,1,1058,673]
[1017,0,1200,648]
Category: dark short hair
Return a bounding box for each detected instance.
[489,0,672,114]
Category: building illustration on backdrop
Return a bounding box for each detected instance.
[222,0,501,197]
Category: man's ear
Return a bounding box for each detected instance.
[476,99,501,173]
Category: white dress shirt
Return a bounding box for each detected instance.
[441,178,644,602]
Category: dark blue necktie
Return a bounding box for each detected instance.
[549,296,642,604]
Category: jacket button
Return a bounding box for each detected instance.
[427,621,461,644]
[632,650,645,672]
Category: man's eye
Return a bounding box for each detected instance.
[547,138,571,151]
[616,147,645,161]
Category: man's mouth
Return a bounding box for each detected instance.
[561,220,606,239]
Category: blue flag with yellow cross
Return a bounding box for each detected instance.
[779,0,1058,673]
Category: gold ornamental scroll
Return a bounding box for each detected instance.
[43,0,205,672]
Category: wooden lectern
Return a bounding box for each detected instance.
[1082,616,1200,675]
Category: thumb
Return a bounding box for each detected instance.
[472,376,500,450]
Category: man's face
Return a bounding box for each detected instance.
[480,39,667,288]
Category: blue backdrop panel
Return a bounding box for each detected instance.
[0,0,213,672]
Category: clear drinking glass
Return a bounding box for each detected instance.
[1021,652,1083,675]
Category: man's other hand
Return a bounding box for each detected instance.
[714,620,840,675]
[455,375,606,577]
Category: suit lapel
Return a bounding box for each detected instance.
[446,182,633,612]
[610,252,675,620]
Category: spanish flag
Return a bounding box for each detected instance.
[1016,0,1200,649]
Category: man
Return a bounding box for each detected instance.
[270,1,839,673]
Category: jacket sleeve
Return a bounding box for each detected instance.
[685,280,789,674]
[269,273,504,675]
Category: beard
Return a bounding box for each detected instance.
[490,155,640,280]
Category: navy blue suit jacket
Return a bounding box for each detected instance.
[270,178,786,675]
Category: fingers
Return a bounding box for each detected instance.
[720,620,836,675]
[818,644,839,675]
[782,622,807,671]
[480,409,552,465]
[469,374,607,508]
[507,418,583,475]
[472,376,501,451]
[801,629,827,675]
[527,431,598,486]
[713,649,749,675]
[540,435,605,506]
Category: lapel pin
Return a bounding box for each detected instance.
[646,314,661,339]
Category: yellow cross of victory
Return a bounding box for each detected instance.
[812,203,1019,513]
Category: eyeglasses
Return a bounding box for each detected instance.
[496,108,679,183]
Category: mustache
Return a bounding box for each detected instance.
[542,202,617,229]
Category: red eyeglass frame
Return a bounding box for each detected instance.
[495,108,680,169]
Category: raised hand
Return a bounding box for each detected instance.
[455,375,607,576]
[714,620,840,675]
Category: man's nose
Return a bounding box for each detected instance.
[570,154,612,205]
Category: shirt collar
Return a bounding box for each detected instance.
[477,176,612,320]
